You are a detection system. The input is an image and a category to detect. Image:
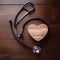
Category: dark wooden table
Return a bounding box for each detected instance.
[0,0,60,60]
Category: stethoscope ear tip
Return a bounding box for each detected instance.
[9,20,12,25]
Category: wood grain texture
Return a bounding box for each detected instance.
[0,0,60,60]
[28,24,48,41]
[0,0,51,4]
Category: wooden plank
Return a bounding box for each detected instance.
[0,25,60,60]
[0,5,60,25]
[0,0,60,60]
[0,5,51,24]
[0,0,51,4]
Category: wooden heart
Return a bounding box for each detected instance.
[28,24,48,41]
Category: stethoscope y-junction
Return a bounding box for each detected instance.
[9,2,49,54]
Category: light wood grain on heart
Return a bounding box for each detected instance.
[28,24,48,41]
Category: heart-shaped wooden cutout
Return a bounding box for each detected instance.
[28,24,48,41]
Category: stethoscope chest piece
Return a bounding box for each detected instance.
[33,46,41,54]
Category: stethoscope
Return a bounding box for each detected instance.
[9,2,49,54]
